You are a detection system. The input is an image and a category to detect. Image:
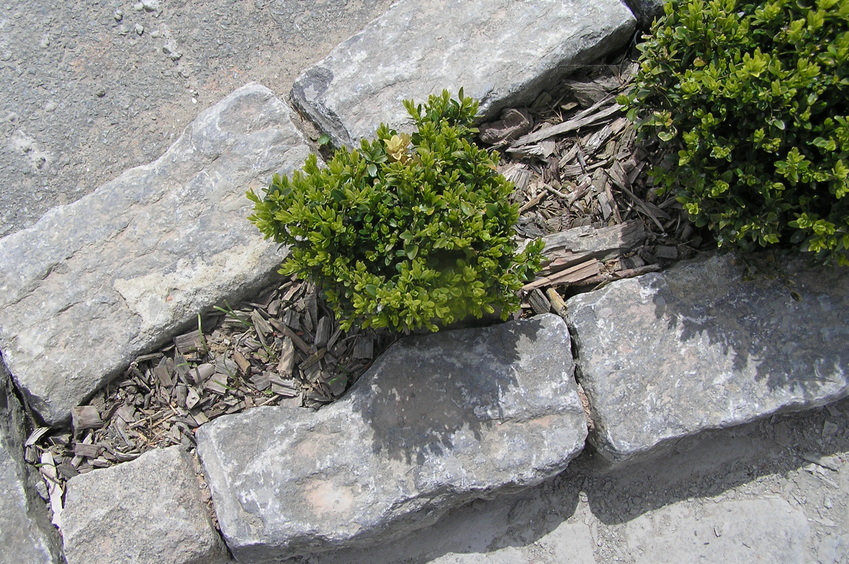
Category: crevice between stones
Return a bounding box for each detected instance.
[0,353,64,562]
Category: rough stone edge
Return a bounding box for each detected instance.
[196,315,588,561]
[289,0,637,147]
[567,251,849,468]
[0,355,62,563]
[0,82,307,426]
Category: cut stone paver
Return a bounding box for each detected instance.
[0,360,60,564]
[57,445,228,564]
[624,497,810,563]
[291,0,636,147]
[567,252,849,466]
[0,83,313,425]
[197,314,586,562]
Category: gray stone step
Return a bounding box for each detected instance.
[0,361,60,564]
[57,445,228,564]
[0,83,313,426]
[566,252,849,467]
[290,0,636,147]
[196,314,587,562]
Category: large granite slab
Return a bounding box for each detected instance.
[196,314,586,562]
[567,252,849,466]
[291,0,636,146]
[0,83,312,425]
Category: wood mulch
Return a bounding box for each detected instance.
[27,54,712,499]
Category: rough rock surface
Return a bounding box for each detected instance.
[197,314,586,562]
[0,83,312,425]
[567,252,849,466]
[0,359,60,564]
[57,446,228,564]
[290,0,636,146]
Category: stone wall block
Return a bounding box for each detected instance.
[0,83,314,425]
[567,253,849,466]
[57,446,229,564]
[196,314,586,562]
[291,0,636,147]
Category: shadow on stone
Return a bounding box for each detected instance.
[647,251,849,399]
[354,321,530,466]
[299,471,584,564]
[582,394,849,526]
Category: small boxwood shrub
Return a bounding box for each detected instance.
[620,0,849,265]
[248,90,543,333]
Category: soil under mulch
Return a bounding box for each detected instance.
[25,52,713,500]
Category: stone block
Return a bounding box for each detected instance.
[57,446,228,564]
[0,359,61,563]
[0,83,313,425]
[291,0,636,147]
[196,314,586,562]
[567,253,849,466]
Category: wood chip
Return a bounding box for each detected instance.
[153,357,174,387]
[545,288,568,318]
[190,363,215,386]
[353,335,374,359]
[511,102,621,147]
[277,336,296,376]
[269,319,313,354]
[73,443,101,459]
[185,386,201,409]
[204,374,228,395]
[522,259,601,292]
[232,350,251,375]
[191,411,209,426]
[314,316,332,348]
[527,288,551,315]
[271,380,299,397]
[174,330,205,357]
[71,406,103,432]
[250,372,271,391]
[251,309,273,339]
[654,245,679,260]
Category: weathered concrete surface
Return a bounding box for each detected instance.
[624,497,810,562]
[57,446,228,564]
[197,314,585,562]
[0,358,61,564]
[0,83,312,425]
[291,0,636,147]
[567,252,849,466]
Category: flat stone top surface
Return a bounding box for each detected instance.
[291,0,635,146]
[0,83,310,425]
[197,314,586,561]
[58,446,227,564]
[567,252,849,465]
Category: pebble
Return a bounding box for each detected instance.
[114,10,123,22]
[135,24,144,35]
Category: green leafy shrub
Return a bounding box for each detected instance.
[620,0,849,264]
[248,90,543,333]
